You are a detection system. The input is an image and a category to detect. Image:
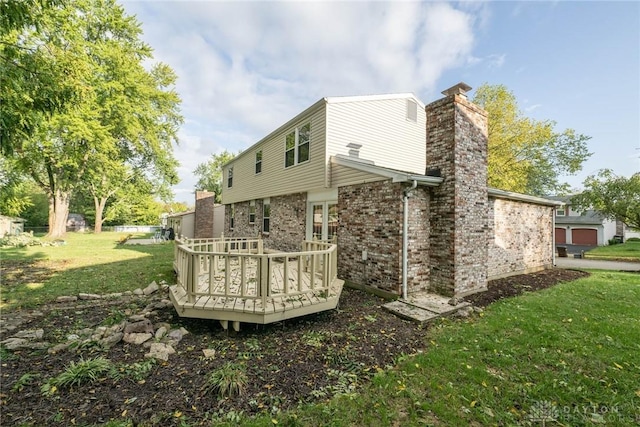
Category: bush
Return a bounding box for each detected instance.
[205,362,248,398]
[0,231,53,248]
[627,237,640,242]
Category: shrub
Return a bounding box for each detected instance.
[0,231,53,248]
[627,237,640,242]
[205,362,248,398]
[41,357,112,395]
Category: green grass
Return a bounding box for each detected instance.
[586,241,640,261]
[237,271,640,426]
[0,232,175,309]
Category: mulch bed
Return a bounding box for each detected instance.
[0,267,588,426]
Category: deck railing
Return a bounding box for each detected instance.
[173,236,338,306]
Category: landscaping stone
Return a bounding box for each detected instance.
[56,296,78,303]
[166,327,189,345]
[14,329,44,340]
[100,332,124,348]
[145,342,175,361]
[155,326,168,340]
[124,319,154,334]
[202,349,216,358]
[143,281,159,295]
[78,293,102,300]
[1,338,29,350]
[133,288,144,296]
[48,343,71,354]
[128,314,146,322]
[123,332,152,345]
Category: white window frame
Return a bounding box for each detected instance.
[262,198,270,233]
[249,200,256,224]
[227,167,233,188]
[255,150,262,174]
[285,123,310,168]
[230,204,235,230]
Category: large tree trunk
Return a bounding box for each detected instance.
[93,196,108,234]
[47,189,71,238]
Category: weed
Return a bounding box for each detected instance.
[0,346,18,361]
[41,356,112,395]
[302,331,326,347]
[101,308,127,326]
[111,359,157,382]
[245,337,261,352]
[205,362,248,398]
[12,372,40,392]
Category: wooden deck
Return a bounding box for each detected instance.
[169,237,344,330]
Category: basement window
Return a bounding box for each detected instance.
[263,198,270,233]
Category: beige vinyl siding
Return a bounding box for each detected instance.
[330,163,388,187]
[223,104,328,204]
[326,97,426,175]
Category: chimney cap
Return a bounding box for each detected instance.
[441,82,472,97]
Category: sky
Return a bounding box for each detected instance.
[121,0,640,206]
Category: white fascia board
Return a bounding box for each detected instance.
[488,188,563,206]
[331,156,442,187]
[326,93,425,109]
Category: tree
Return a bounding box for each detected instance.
[1,0,85,155]
[472,84,591,196]
[570,170,640,230]
[5,0,182,238]
[193,150,237,203]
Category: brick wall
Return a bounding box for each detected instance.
[406,187,431,293]
[488,197,554,278]
[338,181,403,295]
[426,89,489,297]
[194,191,215,238]
[224,193,306,252]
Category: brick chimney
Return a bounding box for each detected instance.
[194,190,216,238]
[426,83,489,297]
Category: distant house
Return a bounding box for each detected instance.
[168,191,225,239]
[67,213,87,232]
[0,215,25,236]
[551,195,639,245]
[219,83,562,300]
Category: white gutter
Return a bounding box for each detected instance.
[401,180,418,300]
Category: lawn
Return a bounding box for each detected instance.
[585,240,640,262]
[1,232,175,309]
[2,235,639,426]
[246,271,640,427]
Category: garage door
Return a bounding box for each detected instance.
[571,228,597,245]
[555,228,566,244]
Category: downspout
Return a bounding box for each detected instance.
[552,207,556,267]
[402,180,418,300]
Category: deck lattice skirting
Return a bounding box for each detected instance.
[169,237,344,330]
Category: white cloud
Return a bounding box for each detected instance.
[122,1,483,203]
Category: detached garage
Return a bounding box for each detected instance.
[571,228,597,246]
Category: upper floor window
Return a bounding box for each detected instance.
[285,123,310,168]
[227,167,233,188]
[255,150,262,174]
[556,207,565,216]
[249,200,256,224]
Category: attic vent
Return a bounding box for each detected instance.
[406,99,418,122]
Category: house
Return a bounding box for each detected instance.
[0,215,25,237]
[552,195,640,245]
[167,191,225,239]
[221,83,561,300]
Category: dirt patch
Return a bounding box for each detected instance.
[0,268,588,426]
